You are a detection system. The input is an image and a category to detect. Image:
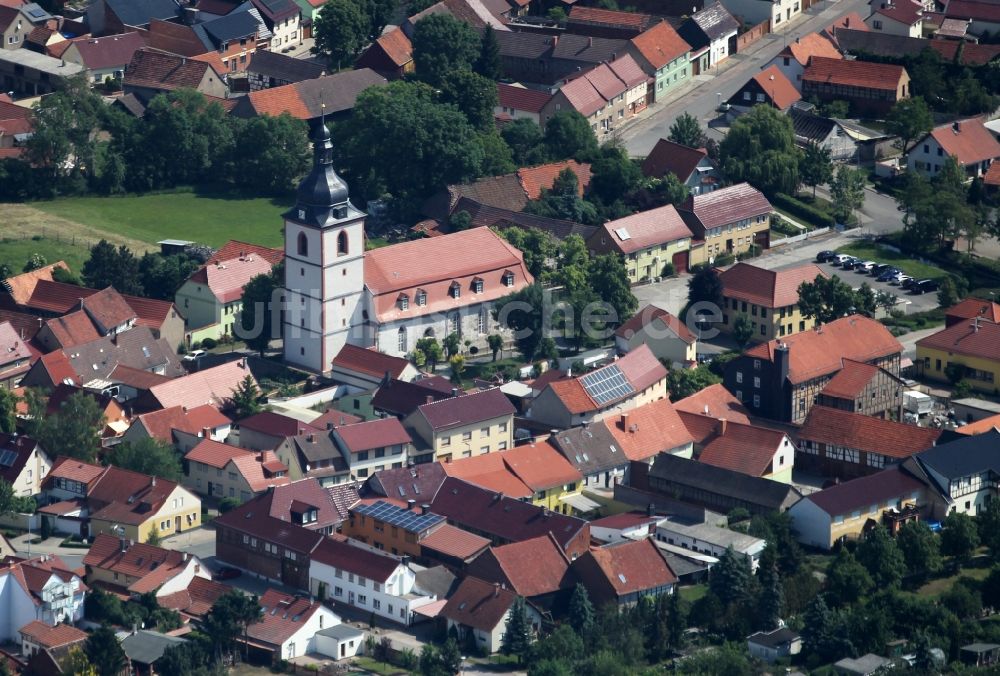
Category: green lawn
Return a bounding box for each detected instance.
[351,657,410,675]
[916,564,991,598]
[679,584,708,603]
[32,190,290,248]
[0,235,94,275]
[835,242,946,281]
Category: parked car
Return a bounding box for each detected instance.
[717,102,732,113]
[831,254,852,266]
[891,273,913,286]
[855,261,877,273]
[871,264,893,276]
[182,349,206,362]
[838,256,860,268]
[214,566,242,580]
[876,267,901,282]
[912,279,940,294]
[901,277,921,290]
[816,250,837,263]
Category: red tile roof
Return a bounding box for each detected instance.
[615,304,695,344]
[497,83,551,114]
[124,48,223,91]
[239,411,320,439]
[331,343,413,379]
[544,344,667,414]
[597,204,693,254]
[803,466,926,516]
[207,240,285,266]
[955,412,1000,436]
[819,359,883,399]
[641,138,710,180]
[442,453,533,498]
[66,31,146,70]
[803,56,907,92]
[749,65,801,110]
[46,456,106,486]
[720,262,827,309]
[516,160,591,200]
[681,182,772,229]
[42,311,100,348]
[946,0,1000,23]
[574,538,675,600]
[799,406,941,459]
[916,317,1000,361]
[744,315,902,385]
[440,576,519,632]
[568,5,655,29]
[674,383,752,422]
[629,20,691,69]
[248,590,325,647]
[374,27,413,67]
[148,359,256,410]
[499,441,583,490]
[927,118,1000,167]
[187,255,275,304]
[333,418,411,453]
[419,523,490,560]
[185,438,254,469]
[0,320,33,366]
[18,621,87,649]
[698,421,789,477]
[83,533,189,589]
[465,533,572,597]
[416,388,515,431]
[0,262,69,306]
[782,31,843,66]
[589,511,658,530]
[216,479,343,540]
[87,466,183,526]
[311,533,402,583]
[872,0,923,24]
[604,398,694,460]
[158,575,230,618]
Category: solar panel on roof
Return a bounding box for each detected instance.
[580,364,633,405]
[356,501,443,532]
[0,450,17,467]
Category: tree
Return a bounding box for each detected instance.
[941,511,980,567]
[825,548,873,606]
[937,277,960,308]
[412,14,480,86]
[502,119,547,165]
[475,25,501,80]
[830,165,866,224]
[589,144,643,206]
[438,638,462,674]
[23,253,47,272]
[499,227,557,279]
[982,566,1000,609]
[26,76,106,185]
[240,272,279,356]
[502,597,533,663]
[524,169,599,225]
[732,315,753,348]
[228,113,310,194]
[230,375,262,420]
[312,0,369,67]
[637,172,689,209]
[856,525,906,589]
[797,275,862,323]
[799,143,833,198]
[586,253,637,327]
[203,590,263,662]
[801,595,837,661]
[414,337,444,369]
[710,547,753,605]
[0,479,34,517]
[978,499,1000,558]
[687,265,723,307]
[0,388,16,435]
[138,253,200,301]
[147,523,162,546]
[449,354,466,382]
[568,584,595,639]
[941,582,982,619]
[756,560,783,630]
[719,105,800,196]
[487,334,504,361]
[107,438,182,482]
[84,625,126,676]
[494,283,547,360]
[668,112,705,148]
[36,390,105,462]
[667,364,721,400]
[887,97,933,154]
[81,240,143,295]
[897,520,942,581]
[439,69,499,132]
[544,111,598,160]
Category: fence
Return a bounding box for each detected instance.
[736,19,770,52]
[770,226,832,246]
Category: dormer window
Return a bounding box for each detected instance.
[472,277,484,294]
[502,271,515,287]
[416,289,427,306]
[450,282,461,299]
[399,294,409,310]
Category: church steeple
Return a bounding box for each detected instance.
[286,105,352,226]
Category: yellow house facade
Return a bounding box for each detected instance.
[587,204,693,284]
[679,183,772,265]
[915,320,1000,396]
[175,255,275,343]
[404,389,515,463]
[90,484,202,544]
[719,263,827,343]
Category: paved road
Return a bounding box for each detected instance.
[619,0,871,156]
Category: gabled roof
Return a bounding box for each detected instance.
[781,31,842,66]
[0,320,33,366]
[236,68,386,119]
[597,204,693,254]
[247,48,325,82]
[574,538,676,598]
[605,398,694,460]
[414,387,515,432]
[440,576,518,632]
[46,456,105,486]
[418,523,490,561]
[541,344,667,415]
[916,316,1000,361]
[331,343,413,380]
[311,533,402,583]
[641,138,712,181]
[497,83,551,114]
[333,418,411,453]
[442,453,531,498]
[872,0,923,25]
[207,240,285,266]
[946,298,1000,324]
[549,422,626,476]
[648,452,802,510]
[248,590,327,647]
[742,315,902,385]
[614,305,696,344]
[955,412,1000,436]
[105,0,180,27]
[0,434,41,486]
[65,31,146,70]
[497,441,583,490]
[674,383,752,422]
[517,160,591,200]
[148,359,256,410]
[83,533,189,591]
[688,2,739,41]
[914,430,1000,485]
[18,621,87,649]
[155,576,230,618]
[679,182,772,229]
[187,255,274,304]
[747,65,800,110]
[567,5,656,31]
[239,410,320,439]
[799,405,941,459]
[925,118,1000,167]
[124,47,223,91]
[87,465,184,526]
[803,55,907,91]
[820,359,894,400]
[249,0,298,23]
[372,377,452,417]
[802,465,927,516]
[0,261,68,306]
[697,421,789,477]
[720,262,827,309]
[465,533,572,597]
[185,438,255,468]
[835,27,1000,65]
[453,198,597,242]
[199,9,259,43]
[370,27,413,67]
[367,462,448,501]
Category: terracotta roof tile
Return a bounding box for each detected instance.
[188,255,275,304]
[207,240,285,266]
[750,65,800,110]
[497,83,551,114]
[799,405,941,458]
[148,359,256,410]
[641,138,710,180]
[946,298,1000,324]
[83,533,187,582]
[66,31,146,70]
[544,344,666,414]
[419,523,490,560]
[819,359,882,399]
[331,343,412,379]
[0,261,69,306]
[928,118,1000,167]
[680,182,772,229]
[466,533,571,596]
[783,31,842,66]
[415,387,515,432]
[239,410,320,438]
[872,0,923,24]
[0,320,34,367]
[698,421,790,477]
[18,621,87,649]
[574,538,675,598]
[124,48,224,92]
[615,305,695,344]
[185,438,254,468]
[248,590,324,647]
[946,0,1000,23]
[803,55,907,92]
[597,204,692,254]
[46,456,106,486]
[720,262,827,309]
[311,533,401,582]
[568,5,655,30]
[955,412,1000,436]
[499,441,582,490]
[440,576,518,632]
[916,317,1000,361]
[374,27,412,67]
[629,20,690,68]
[516,160,591,200]
[333,418,411,453]
[677,410,726,444]
[604,398,693,460]
[158,576,229,618]
[442,453,533,498]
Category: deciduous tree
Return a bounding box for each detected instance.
[825,548,873,606]
[494,283,546,360]
[733,315,753,348]
[412,14,480,86]
[0,389,16,435]
[941,511,980,567]
[439,69,499,131]
[82,240,143,295]
[719,105,800,196]
[498,227,557,279]
[240,272,279,356]
[107,438,182,482]
[799,143,832,198]
[887,97,933,153]
[84,625,126,676]
[544,111,598,160]
[36,390,105,462]
[687,265,723,307]
[313,0,369,67]
[501,118,547,165]
[668,112,705,148]
[228,113,310,195]
[856,524,906,589]
[487,334,504,361]
[797,274,861,323]
[897,520,942,581]
[830,165,866,224]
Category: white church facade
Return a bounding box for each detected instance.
[282,120,534,373]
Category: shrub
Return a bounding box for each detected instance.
[219,497,240,513]
[200,337,217,349]
[714,252,735,267]
[661,262,675,277]
[772,192,835,228]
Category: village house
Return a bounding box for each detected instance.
[748,628,803,663]
[246,589,340,661]
[329,418,413,479]
[246,49,326,90]
[688,419,796,482]
[403,388,515,462]
[82,533,210,599]
[440,576,542,653]
[908,118,1000,180]
[641,139,721,196]
[236,411,321,452]
[718,262,827,342]
[355,27,413,79]
[540,55,650,135]
[494,83,551,125]
[572,538,677,606]
[528,345,668,429]
[814,359,907,418]
[0,321,31,389]
[678,182,773,265]
[915,316,1000,395]
[0,47,83,98]
[614,305,697,368]
[726,64,801,113]
[797,406,942,480]
[626,21,691,101]
[765,32,842,91]
[495,31,627,87]
[272,432,350,486]
[723,315,903,424]
[565,6,659,38]
[678,3,739,73]
[59,31,146,85]
[0,434,51,498]
[589,511,659,543]
[904,430,1000,517]
[719,0,801,28]
[342,500,444,558]
[655,518,767,570]
[230,68,386,122]
[0,555,87,639]
[330,344,420,390]
[866,0,924,36]
[790,109,893,163]
[945,298,1000,327]
[122,48,228,103]
[250,0,300,50]
[19,622,88,661]
[587,204,693,284]
[183,438,289,501]
[801,56,910,117]
[122,404,232,450]
[465,534,574,610]
[87,0,180,34]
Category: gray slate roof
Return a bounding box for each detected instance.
[105,0,181,27]
[247,49,326,82]
[118,630,187,665]
[914,429,1000,486]
[648,453,803,511]
[549,423,627,476]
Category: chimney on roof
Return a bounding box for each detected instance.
[426,395,434,405]
[588,36,593,47]
[420,503,430,515]
[307,433,315,443]
[407,499,416,510]
[703,404,710,415]
[451,388,459,398]
[182,552,188,562]
[119,537,128,553]
[620,412,628,429]
[552,34,558,45]
[151,476,156,487]
[647,502,655,517]
[717,418,727,436]
[493,492,503,502]
[494,582,500,597]
[954,121,962,133]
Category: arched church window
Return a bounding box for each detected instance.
[338,231,348,256]
[297,232,308,256]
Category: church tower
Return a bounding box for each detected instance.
[282,115,366,374]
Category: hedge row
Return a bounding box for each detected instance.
[772,193,836,229]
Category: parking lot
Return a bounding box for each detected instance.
[812,255,942,314]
